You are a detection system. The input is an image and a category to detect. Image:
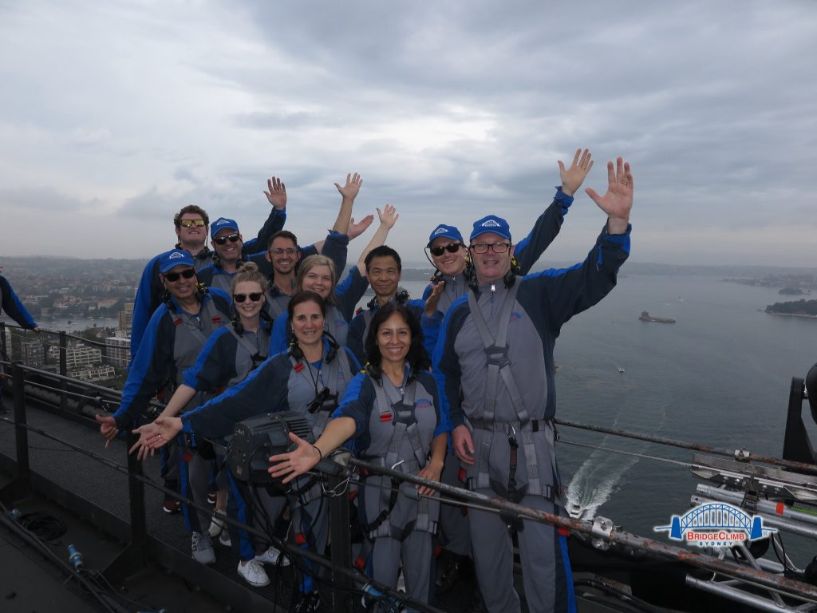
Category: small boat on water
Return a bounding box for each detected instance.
[639,310,676,324]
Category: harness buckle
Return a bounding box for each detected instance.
[485,344,510,368]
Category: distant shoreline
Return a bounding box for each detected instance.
[766,312,817,320]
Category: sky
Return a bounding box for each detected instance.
[1,0,815,267]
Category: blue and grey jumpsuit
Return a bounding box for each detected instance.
[335,368,450,608]
[423,188,575,559]
[178,318,273,539]
[181,336,360,592]
[130,208,285,358]
[113,289,231,497]
[434,226,630,613]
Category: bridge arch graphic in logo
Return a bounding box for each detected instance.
[654,502,775,547]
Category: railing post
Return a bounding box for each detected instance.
[102,432,148,583]
[0,362,33,505]
[12,363,30,488]
[328,473,354,612]
[59,331,68,410]
[0,322,7,358]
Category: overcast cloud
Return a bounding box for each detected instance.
[1,0,815,266]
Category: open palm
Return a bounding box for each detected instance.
[585,157,633,222]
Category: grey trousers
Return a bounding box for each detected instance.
[469,493,570,613]
[437,449,471,557]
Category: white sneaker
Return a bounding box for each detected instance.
[191,531,216,565]
[254,545,290,567]
[219,529,232,548]
[208,515,225,539]
[237,559,270,587]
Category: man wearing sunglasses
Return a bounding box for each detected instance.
[434,156,634,613]
[98,249,233,518]
[130,177,288,359]
[424,150,596,593]
[196,217,250,293]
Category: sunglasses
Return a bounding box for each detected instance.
[164,268,196,282]
[429,243,463,257]
[179,219,206,228]
[270,247,297,256]
[234,292,263,303]
[214,233,240,245]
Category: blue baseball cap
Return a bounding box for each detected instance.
[159,249,195,274]
[210,217,239,239]
[469,215,512,242]
[427,224,464,247]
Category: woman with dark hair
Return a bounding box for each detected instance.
[269,302,450,608]
[131,291,359,609]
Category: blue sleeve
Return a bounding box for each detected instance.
[182,354,290,440]
[347,312,366,366]
[270,312,290,355]
[300,244,318,259]
[182,327,238,391]
[320,231,349,278]
[335,268,369,322]
[332,373,375,438]
[432,300,467,429]
[196,264,215,288]
[245,208,286,255]
[421,283,432,301]
[114,308,174,429]
[407,299,439,361]
[343,346,362,372]
[522,224,631,335]
[418,372,450,437]
[130,254,163,359]
[514,188,573,275]
[0,276,37,329]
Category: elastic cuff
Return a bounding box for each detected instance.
[554,186,575,206]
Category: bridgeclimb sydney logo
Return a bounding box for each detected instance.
[653,502,776,547]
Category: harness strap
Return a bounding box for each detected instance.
[466,285,528,423]
[227,325,269,364]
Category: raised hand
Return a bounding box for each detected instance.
[423,279,445,317]
[376,204,399,229]
[348,214,375,240]
[334,172,363,201]
[95,414,118,446]
[264,176,287,210]
[268,432,321,484]
[585,157,634,233]
[558,148,594,197]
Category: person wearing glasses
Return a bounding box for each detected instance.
[130,178,287,359]
[424,149,595,594]
[130,291,360,611]
[96,249,232,518]
[134,261,290,585]
[252,173,374,321]
[269,204,400,353]
[434,157,634,613]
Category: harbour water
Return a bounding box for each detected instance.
[402,273,817,547]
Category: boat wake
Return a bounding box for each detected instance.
[565,408,667,521]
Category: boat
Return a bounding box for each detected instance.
[638,311,676,324]
[617,366,625,374]
[4,322,817,612]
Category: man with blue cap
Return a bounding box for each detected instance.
[130,176,288,359]
[425,149,595,594]
[434,156,635,613]
[97,248,232,528]
[196,217,249,293]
